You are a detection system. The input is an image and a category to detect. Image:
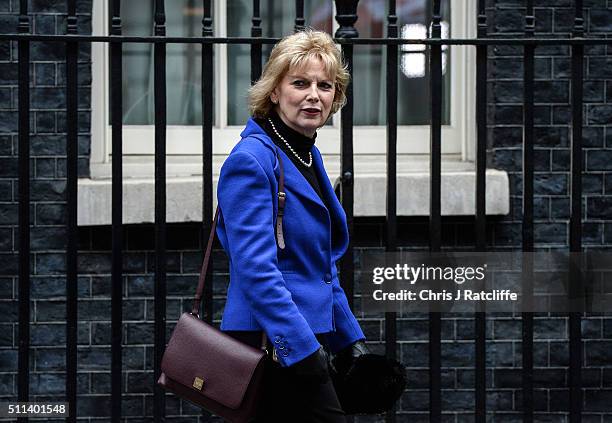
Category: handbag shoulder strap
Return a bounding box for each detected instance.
[191,148,286,350]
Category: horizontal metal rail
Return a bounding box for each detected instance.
[1,33,611,45]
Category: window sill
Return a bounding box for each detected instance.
[78,156,509,226]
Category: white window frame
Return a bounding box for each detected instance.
[90,0,477,179]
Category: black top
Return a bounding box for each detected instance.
[255,111,326,203]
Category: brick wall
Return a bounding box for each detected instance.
[487,0,612,252]
[0,0,94,419]
[0,0,611,421]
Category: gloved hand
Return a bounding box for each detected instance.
[331,340,370,376]
[289,346,330,385]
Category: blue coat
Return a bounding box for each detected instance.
[216,118,365,367]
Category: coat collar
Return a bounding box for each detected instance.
[240,118,348,253]
[241,118,327,210]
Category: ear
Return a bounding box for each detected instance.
[270,86,280,104]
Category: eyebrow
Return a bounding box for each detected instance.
[287,74,332,83]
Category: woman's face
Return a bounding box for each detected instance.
[270,58,335,138]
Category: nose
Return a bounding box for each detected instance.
[306,82,320,102]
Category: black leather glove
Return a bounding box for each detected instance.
[289,346,330,385]
[331,340,369,376]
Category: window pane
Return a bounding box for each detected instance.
[353,0,451,125]
[226,0,333,125]
[116,0,213,125]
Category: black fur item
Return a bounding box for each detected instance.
[330,353,407,415]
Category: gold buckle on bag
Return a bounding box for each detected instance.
[193,377,204,390]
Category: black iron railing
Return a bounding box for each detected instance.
[3,0,611,422]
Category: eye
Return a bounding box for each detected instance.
[292,80,306,87]
[319,82,333,90]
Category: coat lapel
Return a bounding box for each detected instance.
[311,147,349,256]
[244,119,329,212]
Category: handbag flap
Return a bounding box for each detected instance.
[161,313,266,409]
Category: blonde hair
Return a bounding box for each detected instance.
[248,29,349,119]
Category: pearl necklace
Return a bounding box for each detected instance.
[268,118,313,168]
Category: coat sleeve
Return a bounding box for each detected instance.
[324,276,366,353]
[217,150,321,367]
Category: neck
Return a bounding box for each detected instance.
[298,127,315,138]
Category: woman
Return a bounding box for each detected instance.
[216,29,368,422]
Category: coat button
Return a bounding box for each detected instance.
[282,351,289,357]
[274,336,281,343]
[324,273,332,283]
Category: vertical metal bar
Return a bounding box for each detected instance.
[569,1,584,422]
[385,2,398,256]
[109,0,123,421]
[522,7,535,254]
[17,1,30,420]
[294,0,305,33]
[201,0,214,327]
[334,0,358,311]
[200,5,214,419]
[385,1,398,422]
[153,0,167,421]
[428,1,442,421]
[474,1,488,421]
[250,0,262,85]
[522,1,535,421]
[65,1,78,421]
[429,6,442,253]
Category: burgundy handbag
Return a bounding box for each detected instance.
[157,149,286,422]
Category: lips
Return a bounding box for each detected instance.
[302,108,321,114]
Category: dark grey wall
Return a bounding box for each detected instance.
[487,0,612,252]
[0,0,611,421]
